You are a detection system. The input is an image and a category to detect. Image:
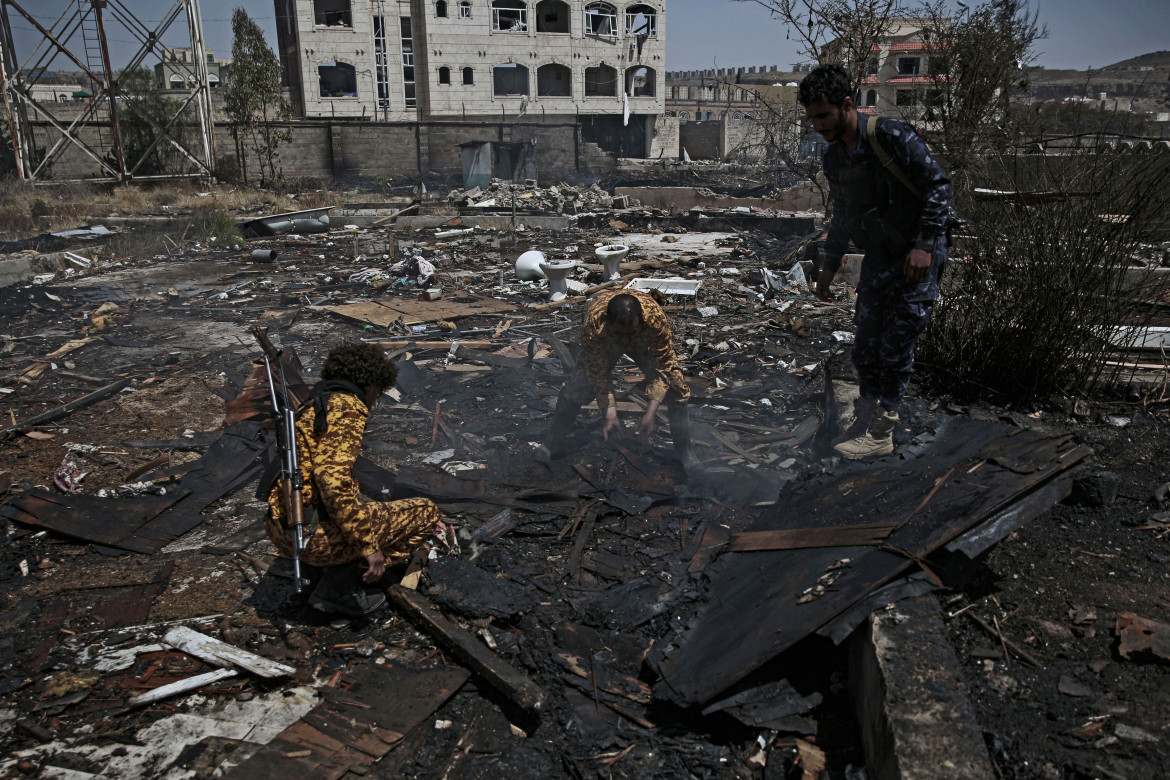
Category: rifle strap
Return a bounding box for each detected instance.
[867,115,923,201]
[310,379,366,434]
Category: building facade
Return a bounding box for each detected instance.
[664,65,805,160]
[273,0,666,156]
[154,48,232,92]
[856,19,942,121]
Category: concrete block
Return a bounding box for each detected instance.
[849,595,995,780]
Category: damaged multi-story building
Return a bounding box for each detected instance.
[271,0,673,181]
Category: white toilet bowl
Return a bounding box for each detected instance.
[595,244,629,282]
[514,250,547,281]
[539,259,577,302]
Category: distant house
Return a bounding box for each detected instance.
[154,48,231,91]
[270,0,667,157]
[854,18,945,122]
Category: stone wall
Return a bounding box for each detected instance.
[22,117,614,186]
[678,122,722,160]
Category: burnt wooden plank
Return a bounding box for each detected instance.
[656,418,1091,706]
[0,491,186,549]
[222,662,467,780]
[123,422,268,552]
[726,523,897,552]
[324,661,470,738]
[90,561,175,629]
[0,378,132,443]
[388,586,545,715]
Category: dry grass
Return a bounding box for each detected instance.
[0,178,376,244]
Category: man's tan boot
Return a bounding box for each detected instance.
[834,395,874,445]
[833,406,898,460]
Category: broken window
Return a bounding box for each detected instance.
[732,111,742,121]
[459,0,472,17]
[678,109,690,121]
[436,0,447,16]
[400,17,416,108]
[462,66,474,85]
[439,66,451,85]
[625,65,654,97]
[535,0,569,33]
[584,2,617,37]
[865,55,880,75]
[625,4,657,37]
[313,0,351,27]
[898,56,921,75]
[537,63,571,97]
[584,63,617,97]
[895,88,923,107]
[492,0,528,31]
[318,61,357,97]
[493,63,530,96]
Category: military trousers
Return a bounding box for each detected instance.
[852,243,946,413]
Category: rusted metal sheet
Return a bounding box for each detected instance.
[1116,612,1170,663]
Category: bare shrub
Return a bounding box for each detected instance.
[917,146,1170,404]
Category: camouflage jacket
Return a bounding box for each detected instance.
[822,116,952,274]
[578,288,688,409]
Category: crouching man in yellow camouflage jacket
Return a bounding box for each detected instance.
[536,289,703,478]
[265,343,447,617]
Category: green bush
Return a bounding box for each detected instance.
[187,205,244,246]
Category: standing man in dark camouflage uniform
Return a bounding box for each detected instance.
[799,64,952,459]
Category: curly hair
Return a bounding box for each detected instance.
[605,293,644,328]
[321,343,398,392]
[798,64,852,107]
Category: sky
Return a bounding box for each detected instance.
[7,0,1168,74]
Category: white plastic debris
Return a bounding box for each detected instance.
[422,449,455,465]
[832,331,856,344]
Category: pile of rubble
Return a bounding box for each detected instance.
[447,179,637,214]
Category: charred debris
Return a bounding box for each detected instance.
[0,179,1152,779]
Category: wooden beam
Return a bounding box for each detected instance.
[163,626,296,678]
[0,377,132,442]
[388,585,546,716]
[127,668,239,708]
[727,523,898,552]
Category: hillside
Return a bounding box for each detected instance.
[1029,51,1170,113]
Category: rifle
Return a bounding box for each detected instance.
[260,348,310,593]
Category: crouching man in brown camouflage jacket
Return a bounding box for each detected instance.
[265,343,451,617]
[536,289,703,479]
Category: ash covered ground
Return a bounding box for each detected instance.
[0,189,1166,779]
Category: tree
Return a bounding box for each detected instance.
[917,0,1046,191]
[108,67,198,177]
[732,0,909,94]
[222,9,291,186]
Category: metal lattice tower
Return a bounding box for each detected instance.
[0,0,217,182]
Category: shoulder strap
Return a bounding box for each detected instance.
[867,115,923,201]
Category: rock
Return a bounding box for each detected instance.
[1057,675,1092,697]
[1067,470,1119,507]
